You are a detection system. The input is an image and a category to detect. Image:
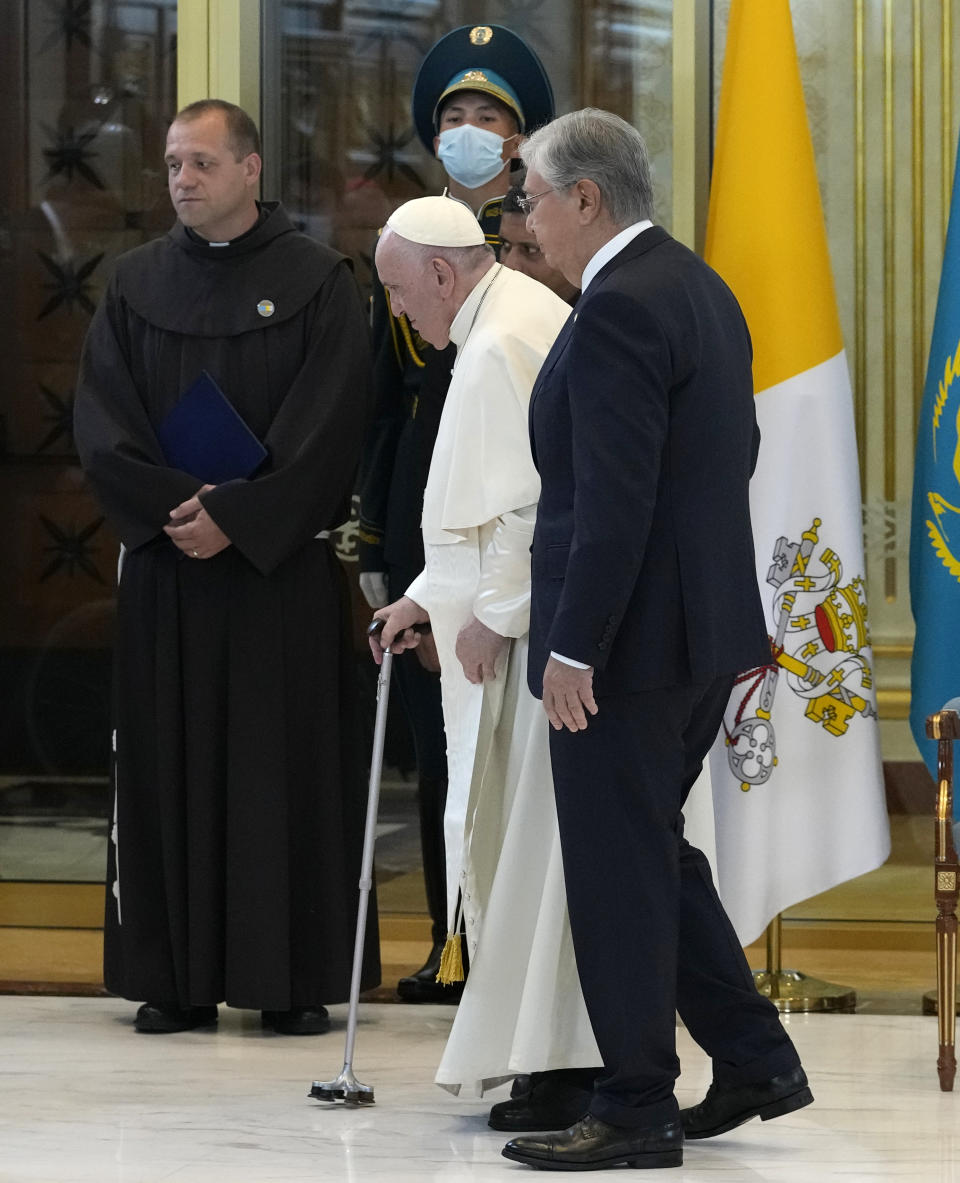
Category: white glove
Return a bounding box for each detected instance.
[359,571,389,609]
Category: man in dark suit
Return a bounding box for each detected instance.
[501,109,812,1172]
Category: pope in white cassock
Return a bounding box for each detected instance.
[371,196,601,1113]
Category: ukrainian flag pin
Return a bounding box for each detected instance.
[257,298,275,317]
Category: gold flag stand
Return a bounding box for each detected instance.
[921,989,960,1016]
[920,707,960,1090]
[752,914,856,1013]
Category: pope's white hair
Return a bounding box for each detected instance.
[376,228,494,275]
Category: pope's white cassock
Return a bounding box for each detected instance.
[403,256,601,1096]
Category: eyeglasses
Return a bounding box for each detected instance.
[516,188,553,214]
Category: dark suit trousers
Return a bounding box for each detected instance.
[549,675,800,1129]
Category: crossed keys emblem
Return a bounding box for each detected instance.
[725,517,876,791]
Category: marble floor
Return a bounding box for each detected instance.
[1,997,957,1182]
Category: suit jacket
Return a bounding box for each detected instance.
[527,225,772,698]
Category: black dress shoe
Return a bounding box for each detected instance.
[680,1065,813,1139]
[261,1006,330,1035]
[489,1075,591,1132]
[134,1003,218,1033]
[396,941,464,1003]
[502,1114,683,1171]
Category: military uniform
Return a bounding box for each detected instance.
[357,25,553,1002]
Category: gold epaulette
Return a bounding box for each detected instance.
[385,287,426,370]
[480,196,503,223]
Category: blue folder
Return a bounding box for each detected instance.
[157,370,267,484]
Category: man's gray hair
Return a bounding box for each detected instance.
[519,108,654,227]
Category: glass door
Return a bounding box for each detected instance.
[257,0,680,921]
[0,2,177,948]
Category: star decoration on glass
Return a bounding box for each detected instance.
[364,125,425,187]
[39,514,105,584]
[0,207,12,257]
[494,0,549,16]
[35,384,76,454]
[36,250,104,319]
[353,26,428,57]
[38,0,93,53]
[352,249,375,300]
[344,0,427,55]
[42,125,105,189]
[490,0,552,45]
[285,129,319,184]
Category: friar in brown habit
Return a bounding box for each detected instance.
[74,99,378,1035]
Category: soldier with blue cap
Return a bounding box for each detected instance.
[412,23,554,212]
[357,25,554,1006]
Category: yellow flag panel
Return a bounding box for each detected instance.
[705,0,843,394]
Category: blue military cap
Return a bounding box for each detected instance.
[412,24,554,152]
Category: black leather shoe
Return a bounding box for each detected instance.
[396,942,464,1004]
[261,1006,330,1035]
[134,1003,218,1033]
[489,1076,591,1132]
[502,1114,683,1170]
[680,1065,813,1139]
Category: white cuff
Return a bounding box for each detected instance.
[550,650,591,670]
[404,568,429,612]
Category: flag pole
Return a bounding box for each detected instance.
[919,705,960,1090]
[751,914,856,1012]
[703,0,890,954]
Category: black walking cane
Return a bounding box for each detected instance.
[310,617,427,1106]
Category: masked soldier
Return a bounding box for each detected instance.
[357,26,554,1002]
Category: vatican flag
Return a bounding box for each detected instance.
[701,0,890,945]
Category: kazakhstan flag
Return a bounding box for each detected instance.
[910,129,960,788]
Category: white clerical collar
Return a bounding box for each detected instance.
[580,220,654,293]
[449,262,501,349]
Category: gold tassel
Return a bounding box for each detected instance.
[436,933,464,984]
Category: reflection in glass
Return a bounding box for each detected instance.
[262,3,675,293]
[0,1,177,883]
[258,1,676,911]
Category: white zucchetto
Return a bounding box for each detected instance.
[386,195,485,247]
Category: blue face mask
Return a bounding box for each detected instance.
[436,123,515,190]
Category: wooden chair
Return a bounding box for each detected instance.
[925,703,960,1091]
